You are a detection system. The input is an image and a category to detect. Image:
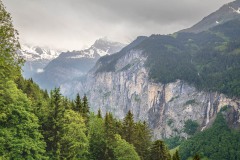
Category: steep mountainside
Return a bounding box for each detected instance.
[34,38,125,90]
[62,2,240,138]
[62,44,240,139]
[19,44,61,78]
[181,0,240,33]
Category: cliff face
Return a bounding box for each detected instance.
[61,50,240,139]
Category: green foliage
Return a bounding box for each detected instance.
[60,110,88,159]
[122,110,135,143]
[103,112,116,159]
[193,154,201,160]
[0,81,47,159]
[88,114,106,160]
[73,93,82,113]
[82,94,90,122]
[167,119,174,126]
[0,2,47,159]
[0,1,22,83]
[164,136,182,149]
[95,20,240,97]
[150,140,171,160]
[97,108,102,118]
[45,88,65,159]
[183,119,199,135]
[172,150,180,160]
[143,21,240,97]
[185,99,197,106]
[179,113,240,160]
[114,134,140,160]
[133,121,152,160]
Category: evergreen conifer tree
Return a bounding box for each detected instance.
[74,93,82,112]
[122,110,135,144]
[97,108,102,119]
[193,154,201,160]
[134,121,152,160]
[104,112,116,159]
[47,88,65,159]
[172,150,180,160]
[82,94,90,122]
[150,140,171,160]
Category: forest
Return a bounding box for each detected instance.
[96,20,240,98]
[1,1,240,160]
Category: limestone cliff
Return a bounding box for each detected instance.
[61,49,240,139]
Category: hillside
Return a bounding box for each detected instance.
[95,20,240,97]
[180,0,240,33]
[61,1,240,140]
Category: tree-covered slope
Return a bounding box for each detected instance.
[179,109,240,160]
[95,20,240,97]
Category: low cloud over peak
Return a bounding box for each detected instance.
[3,0,233,50]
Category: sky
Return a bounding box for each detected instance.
[2,0,234,50]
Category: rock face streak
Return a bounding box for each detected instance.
[63,50,240,139]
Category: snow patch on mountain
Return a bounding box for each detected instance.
[19,44,62,61]
[60,38,125,59]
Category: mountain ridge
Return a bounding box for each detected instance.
[33,38,125,90]
[60,1,240,139]
[180,0,240,33]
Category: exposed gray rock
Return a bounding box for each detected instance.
[61,49,240,139]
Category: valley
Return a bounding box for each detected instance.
[1,0,240,159]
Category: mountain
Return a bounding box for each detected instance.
[181,0,240,33]
[61,1,240,139]
[33,38,125,90]
[19,44,62,78]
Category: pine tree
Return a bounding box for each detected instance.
[134,121,152,160]
[74,93,82,112]
[122,110,135,144]
[97,108,102,118]
[150,140,171,160]
[82,94,90,121]
[193,154,201,160]
[47,88,65,159]
[104,112,116,159]
[172,150,180,160]
[89,113,106,160]
[63,97,71,110]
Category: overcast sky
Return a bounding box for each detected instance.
[2,0,233,50]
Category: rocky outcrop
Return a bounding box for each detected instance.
[61,49,240,139]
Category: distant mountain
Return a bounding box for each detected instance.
[60,1,240,145]
[19,44,61,61]
[19,44,62,78]
[181,0,240,33]
[33,38,125,90]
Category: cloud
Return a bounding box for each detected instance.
[2,0,234,50]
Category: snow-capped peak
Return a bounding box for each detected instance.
[19,44,62,61]
[60,38,125,59]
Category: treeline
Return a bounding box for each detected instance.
[141,20,240,97]
[95,19,240,97]
[0,2,179,159]
[179,110,240,160]
[1,1,240,159]
[4,75,183,160]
